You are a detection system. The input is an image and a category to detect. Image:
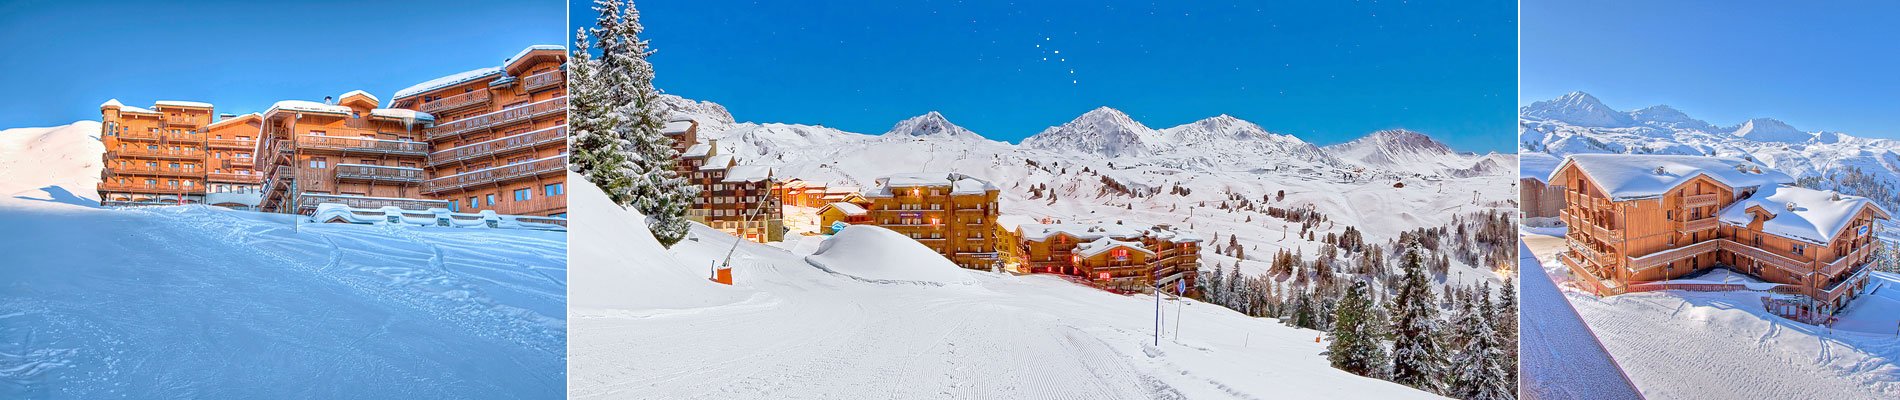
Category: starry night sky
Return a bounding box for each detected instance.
[582,0,1516,152]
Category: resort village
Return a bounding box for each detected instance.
[95,45,569,229]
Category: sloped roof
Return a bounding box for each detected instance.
[1553,154,1793,201]
[1718,185,1890,244]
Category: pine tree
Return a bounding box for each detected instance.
[1328,281,1385,377]
[568,21,639,206]
[1452,282,1512,400]
[582,0,698,246]
[1498,277,1519,387]
[1390,245,1443,392]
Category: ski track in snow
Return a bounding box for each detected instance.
[1521,230,1900,400]
[570,223,1438,399]
[0,201,567,399]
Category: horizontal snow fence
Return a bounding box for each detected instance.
[311,203,567,231]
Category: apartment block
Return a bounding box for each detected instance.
[1552,154,1886,313]
[256,91,443,214]
[863,173,1001,270]
[1014,223,1202,294]
[390,45,568,217]
[99,100,262,209]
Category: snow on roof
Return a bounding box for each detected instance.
[338,90,379,103]
[100,98,123,108]
[995,215,1039,231]
[205,113,261,129]
[722,165,772,183]
[820,202,867,216]
[503,44,565,69]
[119,105,160,115]
[700,154,734,170]
[870,173,998,196]
[663,120,695,135]
[1554,154,1793,201]
[1718,186,1889,244]
[392,67,503,100]
[266,100,352,116]
[369,108,436,122]
[1075,237,1154,258]
[155,100,213,109]
[683,143,711,158]
[827,186,859,194]
[1017,223,1147,242]
[1520,152,1562,182]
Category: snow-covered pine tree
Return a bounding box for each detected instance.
[1498,277,1519,387]
[1390,245,1443,392]
[590,0,698,246]
[1328,281,1385,377]
[1452,282,1512,400]
[567,23,639,206]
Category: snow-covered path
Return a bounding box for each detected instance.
[1516,241,1642,400]
[1521,230,1900,399]
[0,202,567,399]
[568,181,1437,399]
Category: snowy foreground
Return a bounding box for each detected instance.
[570,179,1438,399]
[1521,230,1900,399]
[0,123,567,398]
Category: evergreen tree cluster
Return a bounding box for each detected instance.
[570,0,699,247]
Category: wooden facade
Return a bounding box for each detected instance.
[256,94,442,215]
[99,100,261,209]
[1015,223,1202,295]
[863,173,1002,270]
[1553,156,1885,314]
[391,46,568,218]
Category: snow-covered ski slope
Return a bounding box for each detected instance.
[569,180,1439,399]
[1522,229,1900,399]
[0,122,567,399]
[666,95,1516,282]
[1515,241,1643,400]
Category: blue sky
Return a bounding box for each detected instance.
[588,0,1515,152]
[1522,1,1900,137]
[0,0,562,129]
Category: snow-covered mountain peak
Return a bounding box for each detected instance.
[1322,129,1460,171]
[1521,91,1633,127]
[655,94,738,132]
[882,111,981,140]
[1021,106,1155,157]
[1731,117,1813,143]
[1628,105,1714,130]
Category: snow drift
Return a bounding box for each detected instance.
[568,172,746,311]
[0,121,102,208]
[804,225,979,284]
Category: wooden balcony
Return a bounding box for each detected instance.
[1817,265,1870,303]
[417,90,491,114]
[207,138,256,149]
[299,135,429,156]
[1683,193,1719,208]
[98,183,199,195]
[1822,243,1876,277]
[114,131,203,142]
[1624,239,1717,272]
[1584,221,1623,242]
[164,116,201,127]
[424,97,566,140]
[1679,216,1718,233]
[207,172,264,184]
[523,69,564,92]
[108,148,204,160]
[427,126,565,167]
[1717,239,1813,275]
[1569,240,1618,267]
[333,164,425,183]
[107,165,201,178]
[221,158,255,169]
[421,156,564,194]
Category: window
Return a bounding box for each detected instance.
[550,213,566,218]
[486,194,496,206]
[309,158,328,168]
[1792,244,1806,256]
[469,197,479,207]
[514,188,532,201]
[448,202,459,212]
[544,183,564,196]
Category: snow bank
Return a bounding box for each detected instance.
[568,173,746,311]
[1718,185,1884,244]
[804,225,978,284]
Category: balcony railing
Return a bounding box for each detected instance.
[1680,216,1718,233]
[1822,243,1876,277]
[207,138,255,149]
[299,135,429,156]
[293,193,450,212]
[1586,221,1624,242]
[421,156,565,194]
[107,165,202,178]
[1683,193,1719,208]
[523,69,564,92]
[417,90,492,114]
[333,164,425,183]
[1624,239,1717,272]
[427,126,565,167]
[1716,239,1812,274]
[98,183,198,195]
[206,172,264,184]
[108,148,204,160]
[424,97,566,140]
[222,158,254,169]
[164,116,201,126]
[114,131,204,142]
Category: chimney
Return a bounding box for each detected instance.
[218,113,236,121]
[324,96,335,105]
